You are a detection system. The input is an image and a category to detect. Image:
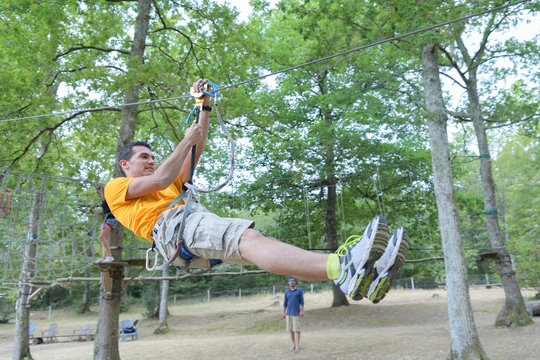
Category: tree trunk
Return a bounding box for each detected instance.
[81,271,92,314]
[421,43,488,360]
[12,192,43,360]
[155,266,170,334]
[94,1,151,359]
[327,183,349,307]
[81,243,93,313]
[322,80,349,307]
[94,265,124,360]
[113,0,151,163]
[465,71,532,327]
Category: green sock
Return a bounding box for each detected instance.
[326,253,341,280]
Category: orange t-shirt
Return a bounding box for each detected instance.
[104,176,185,242]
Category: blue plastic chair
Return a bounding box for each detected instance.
[119,319,138,341]
[72,323,93,340]
[29,322,36,338]
[41,323,58,342]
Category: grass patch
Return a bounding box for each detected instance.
[241,318,283,334]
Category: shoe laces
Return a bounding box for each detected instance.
[336,235,362,257]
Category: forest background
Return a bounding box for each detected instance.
[0,0,538,314]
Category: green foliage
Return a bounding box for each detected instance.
[141,281,159,318]
[0,296,14,323]
[69,282,101,313]
[31,285,71,309]
[493,133,540,289]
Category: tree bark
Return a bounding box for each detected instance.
[421,43,488,360]
[155,266,170,334]
[465,65,532,328]
[81,243,93,313]
[327,182,348,306]
[94,1,152,359]
[321,74,349,307]
[81,270,92,314]
[12,192,43,360]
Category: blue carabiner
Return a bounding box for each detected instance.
[199,80,220,97]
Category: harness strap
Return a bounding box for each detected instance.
[184,102,235,193]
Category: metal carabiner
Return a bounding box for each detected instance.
[145,247,160,271]
[190,80,220,99]
[199,80,220,97]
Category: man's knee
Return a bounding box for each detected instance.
[240,228,279,243]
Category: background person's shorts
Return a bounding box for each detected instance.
[103,217,118,229]
[153,202,255,269]
[286,315,301,332]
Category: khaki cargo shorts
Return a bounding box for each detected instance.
[286,315,301,332]
[152,202,255,269]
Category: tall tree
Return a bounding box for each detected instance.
[12,193,43,360]
[422,42,488,360]
[94,1,151,359]
[439,1,537,326]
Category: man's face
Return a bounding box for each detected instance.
[121,146,155,177]
[288,279,296,288]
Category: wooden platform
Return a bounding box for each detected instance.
[94,259,146,268]
[95,259,147,298]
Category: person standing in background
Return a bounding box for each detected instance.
[282,277,304,352]
[91,184,117,263]
[1,188,11,215]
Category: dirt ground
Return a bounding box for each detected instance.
[0,288,539,360]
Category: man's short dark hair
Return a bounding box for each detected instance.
[117,141,152,176]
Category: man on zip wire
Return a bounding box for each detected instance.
[105,79,409,303]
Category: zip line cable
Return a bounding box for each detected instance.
[0,0,529,124]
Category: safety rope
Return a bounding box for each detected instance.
[460,209,498,218]
[451,153,491,167]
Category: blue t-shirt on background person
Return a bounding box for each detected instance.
[284,287,304,316]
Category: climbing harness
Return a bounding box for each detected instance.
[146,81,235,271]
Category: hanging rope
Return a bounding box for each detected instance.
[373,166,387,218]
[303,186,312,249]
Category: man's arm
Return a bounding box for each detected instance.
[283,291,288,318]
[125,80,211,200]
[178,79,211,183]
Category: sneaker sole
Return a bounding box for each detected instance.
[349,216,390,300]
[367,228,409,303]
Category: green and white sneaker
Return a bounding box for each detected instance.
[333,216,390,299]
[366,227,409,304]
